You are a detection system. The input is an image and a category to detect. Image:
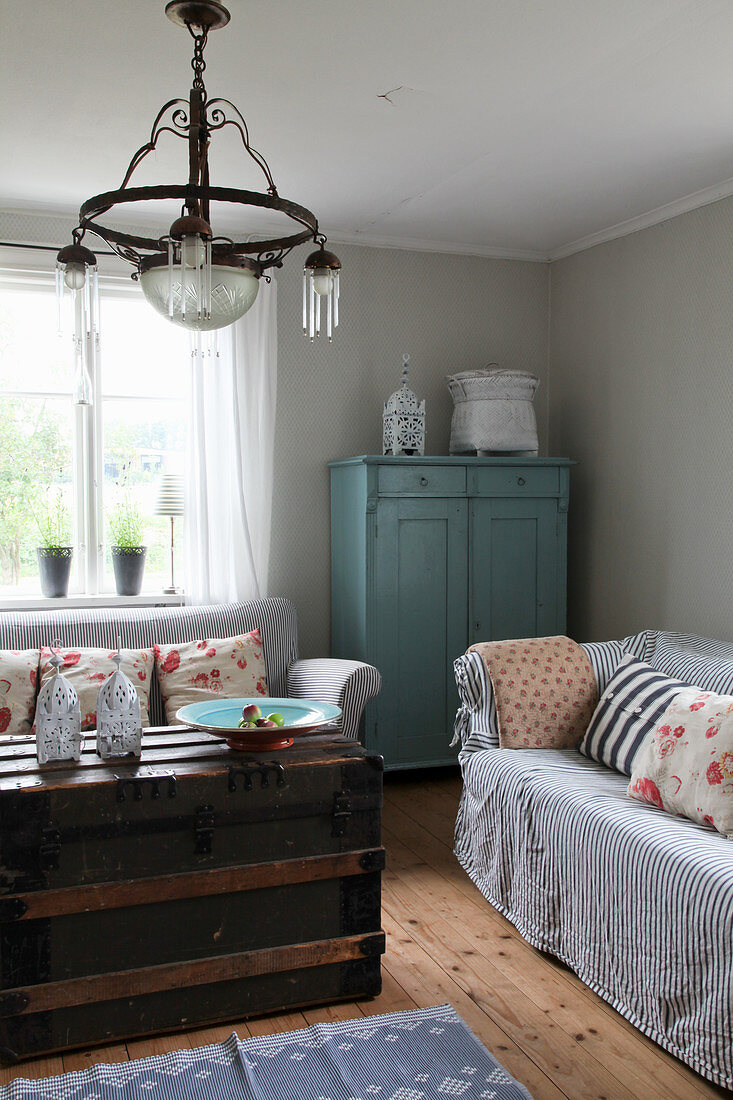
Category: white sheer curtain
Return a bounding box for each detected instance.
[185,278,277,602]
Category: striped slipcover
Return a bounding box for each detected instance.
[452,630,657,751]
[454,631,733,1087]
[0,599,381,738]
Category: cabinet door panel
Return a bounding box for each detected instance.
[469,498,562,645]
[373,498,467,767]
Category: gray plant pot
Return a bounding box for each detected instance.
[112,546,147,596]
[37,547,73,598]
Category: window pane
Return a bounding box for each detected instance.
[99,294,189,399]
[102,398,187,593]
[0,286,73,395]
[0,397,74,596]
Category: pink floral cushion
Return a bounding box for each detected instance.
[153,630,269,725]
[38,647,154,731]
[0,649,40,736]
[468,636,598,749]
[628,687,733,838]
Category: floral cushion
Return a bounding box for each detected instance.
[468,636,598,749]
[0,649,40,735]
[153,630,269,725]
[38,647,154,731]
[628,687,733,838]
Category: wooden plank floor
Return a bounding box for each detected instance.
[1,769,729,1098]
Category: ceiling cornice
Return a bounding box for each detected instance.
[0,204,550,264]
[548,175,733,262]
[324,230,547,263]
[4,174,733,268]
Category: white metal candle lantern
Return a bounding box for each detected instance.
[96,645,142,760]
[35,647,83,765]
[383,355,426,456]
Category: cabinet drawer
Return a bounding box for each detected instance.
[378,465,466,496]
[472,467,559,497]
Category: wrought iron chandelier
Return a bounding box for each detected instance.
[55,0,341,340]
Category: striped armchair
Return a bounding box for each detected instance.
[0,598,381,741]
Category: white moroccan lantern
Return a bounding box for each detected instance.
[96,644,142,760]
[35,647,83,765]
[383,355,426,456]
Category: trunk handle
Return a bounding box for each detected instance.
[227,763,286,792]
[115,771,177,802]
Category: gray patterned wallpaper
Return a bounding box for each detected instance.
[0,215,548,660]
[550,197,733,644]
[0,210,549,657]
[270,243,550,657]
[4,200,731,654]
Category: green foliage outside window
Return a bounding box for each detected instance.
[0,399,69,586]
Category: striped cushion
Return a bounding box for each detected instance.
[651,633,733,695]
[0,601,298,727]
[579,655,690,775]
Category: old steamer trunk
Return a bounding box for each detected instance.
[0,729,384,1060]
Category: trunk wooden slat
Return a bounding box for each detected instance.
[0,730,384,1061]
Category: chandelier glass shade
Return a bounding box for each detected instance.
[138,242,261,331]
[55,0,341,337]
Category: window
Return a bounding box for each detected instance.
[0,272,189,598]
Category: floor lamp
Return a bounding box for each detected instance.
[154,474,184,594]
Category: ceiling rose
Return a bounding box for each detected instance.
[55,0,341,341]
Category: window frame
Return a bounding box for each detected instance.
[0,255,187,604]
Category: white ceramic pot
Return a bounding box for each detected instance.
[447,367,539,455]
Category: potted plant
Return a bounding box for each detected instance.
[109,494,147,596]
[36,490,73,598]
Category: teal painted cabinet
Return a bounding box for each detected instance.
[329,456,573,770]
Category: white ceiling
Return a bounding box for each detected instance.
[3,0,733,260]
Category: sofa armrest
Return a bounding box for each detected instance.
[452,652,499,752]
[287,658,382,741]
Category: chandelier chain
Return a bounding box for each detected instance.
[188,24,209,92]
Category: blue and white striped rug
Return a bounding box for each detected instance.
[1,1005,533,1099]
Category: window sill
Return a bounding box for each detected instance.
[0,594,186,612]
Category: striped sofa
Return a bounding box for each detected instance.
[453,631,733,1090]
[0,598,381,741]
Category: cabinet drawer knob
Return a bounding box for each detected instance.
[419,476,428,486]
[517,476,526,486]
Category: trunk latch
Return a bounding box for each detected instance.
[332,791,352,837]
[194,805,216,855]
[39,825,62,872]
